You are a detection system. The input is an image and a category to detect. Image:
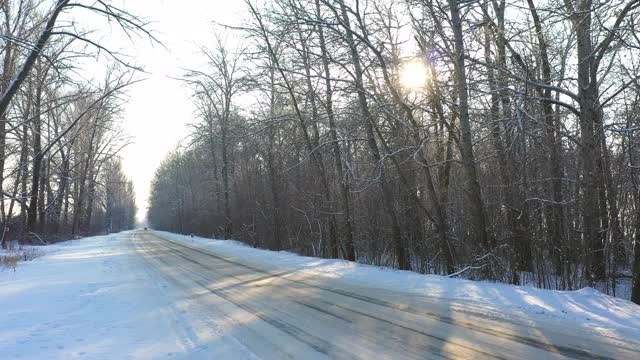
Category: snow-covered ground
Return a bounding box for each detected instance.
[158,231,640,340]
[0,231,256,359]
[1,230,639,359]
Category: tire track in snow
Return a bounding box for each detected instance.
[148,232,624,360]
[144,235,520,359]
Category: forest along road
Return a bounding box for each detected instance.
[132,230,638,360]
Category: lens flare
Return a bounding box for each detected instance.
[399,60,428,89]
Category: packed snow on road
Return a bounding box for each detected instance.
[1,230,639,359]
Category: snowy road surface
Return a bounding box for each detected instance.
[2,230,640,359]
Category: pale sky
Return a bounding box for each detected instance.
[105,1,245,223]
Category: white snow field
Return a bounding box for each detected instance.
[1,229,639,359]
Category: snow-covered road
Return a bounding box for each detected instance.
[2,230,639,359]
[133,231,640,359]
[0,231,256,359]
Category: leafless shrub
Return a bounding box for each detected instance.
[0,245,44,270]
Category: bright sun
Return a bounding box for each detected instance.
[399,60,428,89]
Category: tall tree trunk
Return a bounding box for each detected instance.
[72,122,98,236]
[600,125,624,272]
[221,113,232,239]
[448,0,491,251]
[19,122,29,232]
[338,1,409,270]
[267,66,283,251]
[83,166,98,233]
[482,5,531,280]
[316,0,356,261]
[38,158,47,234]
[206,114,221,214]
[628,105,640,304]
[53,147,69,236]
[571,0,605,281]
[297,26,340,259]
[249,1,338,258]
[527,0,567,283]
[27,81,43,233]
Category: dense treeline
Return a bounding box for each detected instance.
[147,0,640,302]
[0,0,151,246]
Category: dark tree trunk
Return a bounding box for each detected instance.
[338,1,409,270]
[571,1,605,281]
[316,0,356,261]
[53,148,69,236]
[449,0,491,251]
[632,196,640,304]
[27,83,43,233]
